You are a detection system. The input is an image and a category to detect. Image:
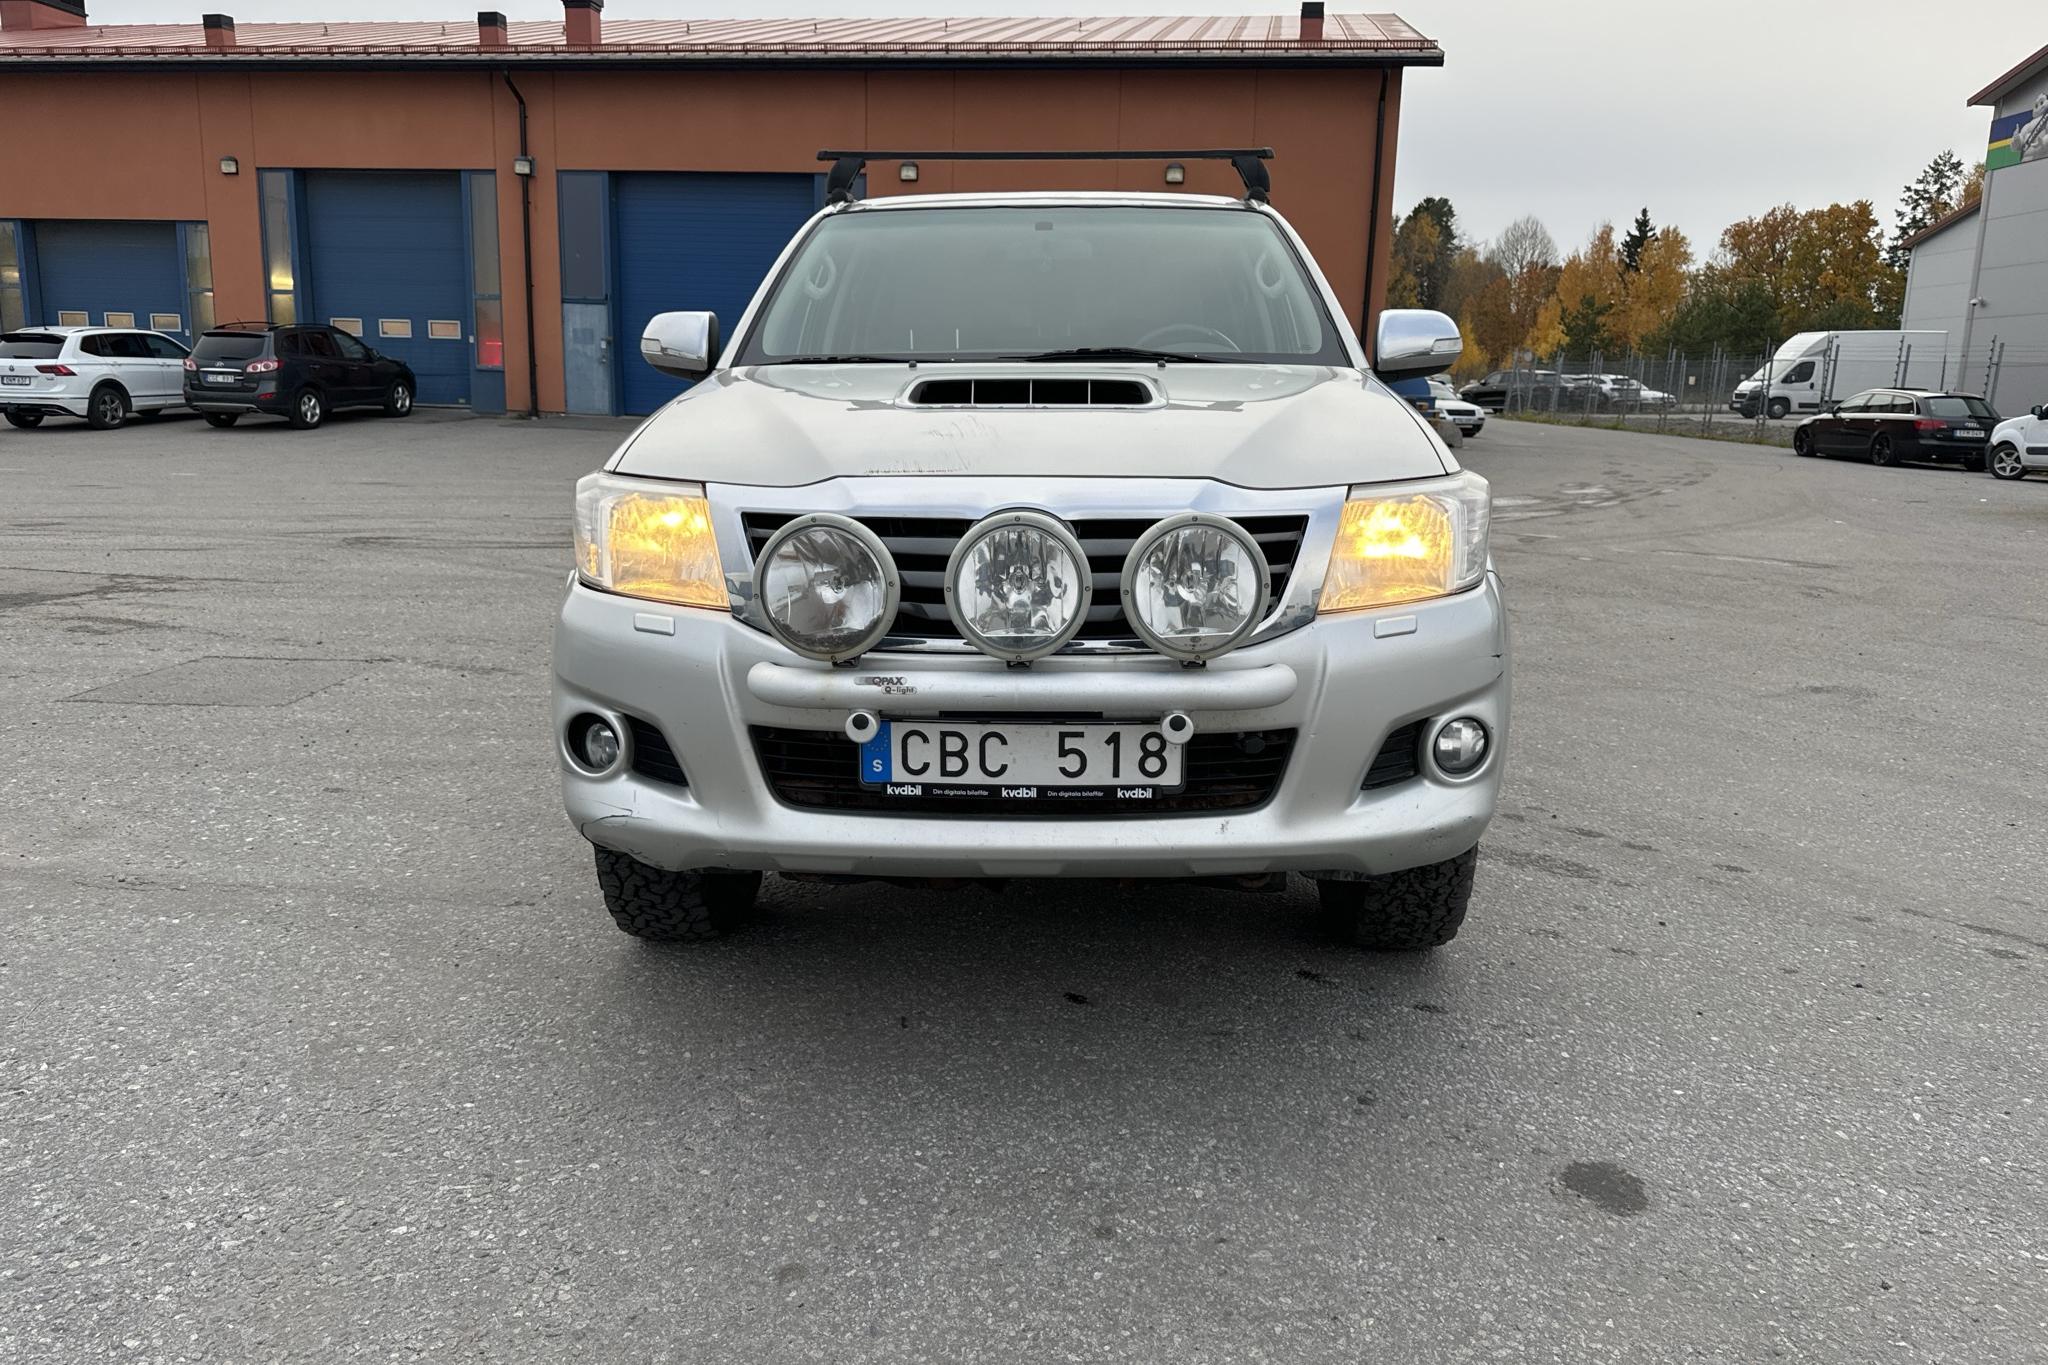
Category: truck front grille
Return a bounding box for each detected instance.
[750,726,1296,816]
[740,512,1308,644]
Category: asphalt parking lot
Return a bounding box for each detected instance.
[3,409,2045,1363]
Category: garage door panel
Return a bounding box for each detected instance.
[304,172,468,406]
[615,173,817,416]
[34,221,183,335]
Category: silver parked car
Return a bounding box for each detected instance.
[553,158,1510,951]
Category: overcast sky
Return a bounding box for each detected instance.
[92,0,2025,259]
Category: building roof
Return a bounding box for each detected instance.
[1968,41,2048,108]
[1896,198,1981,254]
[0,13,1442,67]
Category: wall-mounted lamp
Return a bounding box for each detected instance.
[1164,162,1186,185]
[513,154,535,177]
[218,155,240,176]
[899,161,919,183]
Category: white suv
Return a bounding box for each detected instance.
[554,157,1509,952]
[0,325,191,429]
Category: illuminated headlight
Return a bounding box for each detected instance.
[755,513,901,662]
[945,510,1092,662]
[1120,513,1271,661]
[1318,470,1491,613]
[573,472,727,610]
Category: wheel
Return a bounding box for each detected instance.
[1766,398,1791,420]
[203,412,239,429]
[1869,434,1896,467]
[1991,444,2026,480]
[3,411,43,429]
[593,846,762,942]
[1792,426,1816,457]
[1314,847,1478,951]
[86,384,129,430]
[382,379,414,418]
[287,386,326,430]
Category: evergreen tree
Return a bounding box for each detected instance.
[1886,151,1966,272]
[1620,207,1656,274]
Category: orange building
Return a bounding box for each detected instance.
[0,1,1439,415]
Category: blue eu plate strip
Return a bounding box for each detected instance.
[859,720,892,784]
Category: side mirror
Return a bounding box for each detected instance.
[1822,401,1838,414]
[2033,404,2045,419]
[641,311,720,379]
[1373,308,1463,379]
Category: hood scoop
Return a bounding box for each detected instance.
[906,376,1157,408]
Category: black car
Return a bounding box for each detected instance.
[1791,388,1999,470]
[184,323,416,430]
[1459,369,1564,413]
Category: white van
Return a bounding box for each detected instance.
[1732,330,1948,419]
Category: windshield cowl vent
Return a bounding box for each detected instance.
[907,377,1156,408]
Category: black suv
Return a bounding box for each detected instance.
[184,323,416,430]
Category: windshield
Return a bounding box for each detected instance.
[0,333,64,358]
[193,333,269,363]
[1923,396,1997,420]
[740,205,1348,365]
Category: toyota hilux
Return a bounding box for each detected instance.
[553,151,1510,951]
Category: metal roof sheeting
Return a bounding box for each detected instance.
[0,13,1438,62]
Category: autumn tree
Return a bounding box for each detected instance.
[1615,228,1693,347]
[1386,210,1441,309]
[1719,202,1888,337]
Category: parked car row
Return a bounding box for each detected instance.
[1456,370,1676,414]
[0,323,418,432]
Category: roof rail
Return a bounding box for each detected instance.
[208,320,273,331]
[817,148,1275,206]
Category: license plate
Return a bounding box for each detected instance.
[1,375,28,386]
[205,371,239,385]
[859,720,1183,797]
[1954,428,1982,438]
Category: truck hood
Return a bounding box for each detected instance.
[611,364,1450,489]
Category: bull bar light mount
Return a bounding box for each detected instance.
[818,148,1275,206]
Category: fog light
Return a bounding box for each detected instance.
[575,716,622,772]
[1431,717,1489,776]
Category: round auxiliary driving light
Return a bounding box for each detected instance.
[944,510,1093,662]
[1432,717,1490,777]
[567,713,625,774]
[1120,512,1271,662]
[754,513,900,663]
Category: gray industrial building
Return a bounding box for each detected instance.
[1901,42,2048,412]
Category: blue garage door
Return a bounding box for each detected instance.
[614,173,817,416]
[304,171,468,405]
[34,221,184,335]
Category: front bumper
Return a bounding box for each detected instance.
[552,576,1511,878]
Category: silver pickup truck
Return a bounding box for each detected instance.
[553,153,1509,951]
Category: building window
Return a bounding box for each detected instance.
[182,222,215,336]
[558,172,608,301]
[469,172,503,370]
[0,221,25,333]
[259,171,298,325]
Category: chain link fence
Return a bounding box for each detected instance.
[1465,339,2023,444]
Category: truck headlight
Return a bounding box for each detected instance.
[1121,513,1270,661]
[756,513,900,662]
[1318,470,1490,613]
[574,472,727,610]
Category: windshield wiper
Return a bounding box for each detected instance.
[1001,346,1216,364]
[765,354,918,365]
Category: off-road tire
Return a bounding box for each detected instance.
[203,412,239,429]
[86,384,129,430]
[4,410,43,429]
[1869,434,1896,466]
[1991,443,2026,481]
[1314,847,1478,951]
[383,380,414,418]
[288,386,326,430]
[593,847,762,942]
[1766,397,1791,420]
